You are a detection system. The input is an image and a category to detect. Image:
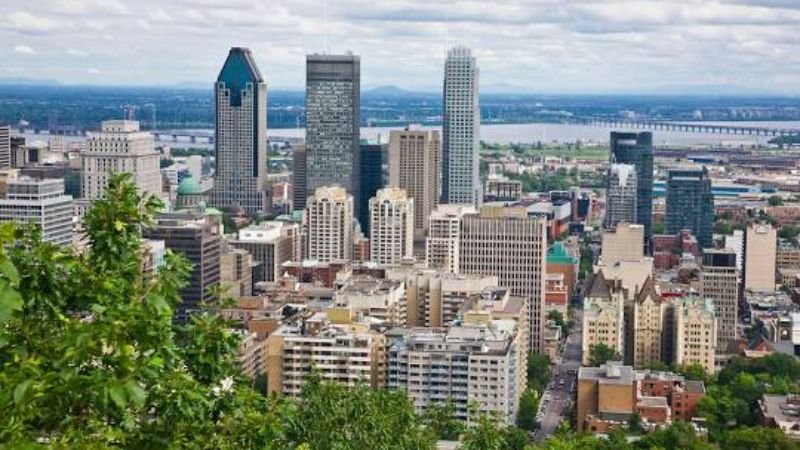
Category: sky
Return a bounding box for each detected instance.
[3,0,800,94]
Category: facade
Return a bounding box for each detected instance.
[484,175,523,203]
[426,204,476,273]
[601,223,645,267]
[758,394,800,440]
[582,272,625,365]
[143,212,222,322]
[673,297,717,374]
[388,319,524,424]
[330,276,406,325]
[210,47,269,213]
[700,249,739,349]
[388,128,440,238]
[632,277,668,368]
[291,144,307,211]
[459,206,547,353]
[604,164,637,229]
[442,46,480,206]
[725,229,745,271]
[82,120,162,200]
[745,223,777,292]
[220,246,253,298]
[610,132,653,244]
[305,54,360,205]
[0,177,73,245]
[665,167,714,248]
[369,187,414,265]
[229,222,297,284]
[358,143,384,235]
[305,186,354,262]
[0,124,9,169]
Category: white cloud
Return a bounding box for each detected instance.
[13,45,36,55]
[87,68,100,74]
[66,48,88,56]
[4,11,55,34]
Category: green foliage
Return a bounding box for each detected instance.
[587,343,621,367]
[527,352,552,392]
[423,401,464,441]
[635,421,715,450]
[627,412,643,434]
[547,310,569,336]
[652,222,666,235]
[720,426,798,450]
[779,225,800,241]
[768,195,784,207]
[460,411,516,450]
[517,388,540,431]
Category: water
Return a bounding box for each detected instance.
[22,121,800,149]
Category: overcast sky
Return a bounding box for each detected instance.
[3,0,800,93]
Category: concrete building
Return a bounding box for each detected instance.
[582,271,625,365]
[388,128,440,238]
[305,54,360,208]
[442,46,480,206]
[143,212,221,322]
[305,186,354,263]
[610,132,653,244]
[665,167,714,248]
[631,277,668,368]
[604,164,637,229]
[758,394,800,440]
[82,120,162,201]
[459,206,547,353]
[484,175,522,203]
[230,222,297,284]
[358,143,385,236]
[388,319,524,424]
[0,177,72,245]
[220,246,253,298]
[369,187,414,265]
[725,229,745,271]
[0,123,9,169]
[266,313,386,397]
[291,144,307,211]
[701,249,739,349]
[329,275,406,325]
[426,204,476,273]
[210,47,269,213]
[673,297,717,374]
[601,223,645,267]
[745,223,777,292]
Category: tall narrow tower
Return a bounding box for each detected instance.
[610,132,653,245]
[442,46,480,206]
[210,47,269,214]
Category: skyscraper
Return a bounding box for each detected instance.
[389,128,440,239]
[210,47,269,214]
[665,167,713,248]
[0,177,73,246]
[442,46,480,206]
[610,132,653,244]
[358,143,384,236]
[604,164,637,229]
[0,123,10,169]
[292,144,307,211]
[305,54,360,204]
[369,187,414,265]
[305,186,354,262]
[744,223,777,292]
[701,249,739,349]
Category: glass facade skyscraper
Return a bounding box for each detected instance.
[357,143,385,235]
[666,167,714,247]
[610,132,653,244]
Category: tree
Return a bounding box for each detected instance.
[768,195,784,207]
[547,309,569,335]
[636,421,715,450]
[720,426,797,450]
[460,412,508,450]
[527,352,552,391]
[588,343,621,367]
[517,388,540,431]
[423,401,464,441]
[778,225,799,241]
[627,412,643,434]
[652,222,666,235]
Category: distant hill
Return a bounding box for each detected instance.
[0,77,60,86]
[363,85,434,99]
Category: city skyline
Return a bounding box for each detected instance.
[4,1,800,94]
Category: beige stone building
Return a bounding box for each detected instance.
[673,297,717,374]
[369,187,414,265]
[582,271,625,365]
[229,222,298,284]
[744,223,777,292]
[601,223,645,267]
[220,246,253,298]
[426,204,475,273]
[700,249,739,349]
[305,186,354,263]
[632,277,669,368]
[388,128,440,238]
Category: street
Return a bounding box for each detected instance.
[533,309,582,443]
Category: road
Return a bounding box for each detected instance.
[533,309,582,443]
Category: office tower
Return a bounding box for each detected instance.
[610,132,653,244]
[673,297,717,374]
[744,223,777,292]
[305,186,354,262]
[601,223,645,267]
[581,271,625,365]
[389,319,525,424]
[604,164,637,229]
[358,143,384,235]
[267,318,386,397]
[210,47,269,213]
[459,206,547,353]
[220,246,253,298]
[229,222,296,283]
[305,54,360,203]
[291,144,307,211]
[10,136,26,169]
[82,120,162,200]
[665,167,714,248]
[143,212,221,322]
[631,277,668,368]
[725,229,744,272]
[701,249,739,349]
[0,123,9,169]
[426,204,476,273]
[369,187,414,265]
[187,155,203,180]
[389,128,441,238]
[442,46,480,206]
[0,178,72,245]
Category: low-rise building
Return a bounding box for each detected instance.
[758,394,800,440]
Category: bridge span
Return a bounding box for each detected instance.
[571,117,800,138]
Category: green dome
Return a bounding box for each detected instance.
[177,176,204,196]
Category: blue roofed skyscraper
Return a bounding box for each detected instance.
[210,47,269,214]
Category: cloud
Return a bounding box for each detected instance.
[13,45,36,55]
[87,68,100,75]
[3,11,55,34]
[66,48,88,56]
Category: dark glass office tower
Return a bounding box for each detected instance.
[357,143,384,235]
[305,54,360,208]
[610,132,653,243]
[666,167,714,247]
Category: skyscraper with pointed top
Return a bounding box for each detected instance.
[210,47,269,214]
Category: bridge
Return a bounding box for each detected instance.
[571,117,800,138]
[153,130,304,145]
